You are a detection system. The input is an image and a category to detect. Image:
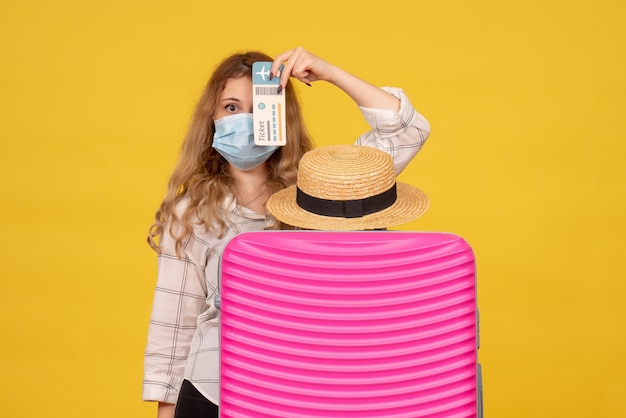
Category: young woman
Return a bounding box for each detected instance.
[143,47,431,418]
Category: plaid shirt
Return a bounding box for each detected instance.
[143,87,431,405]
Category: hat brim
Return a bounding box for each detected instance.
[267,182,429,231]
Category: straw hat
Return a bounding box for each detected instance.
[266,145,429,230]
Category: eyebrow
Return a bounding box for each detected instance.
[221,97,241,102]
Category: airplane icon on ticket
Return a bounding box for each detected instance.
[255,65,271,81]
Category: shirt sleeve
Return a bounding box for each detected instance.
[355,87,431,175]
[142,216,209,404]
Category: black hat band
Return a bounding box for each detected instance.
[295,184,397,218]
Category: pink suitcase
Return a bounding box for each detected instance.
[217,231,482,417]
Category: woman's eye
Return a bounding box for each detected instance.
[225,104,237,112]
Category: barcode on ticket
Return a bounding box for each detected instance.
[255,86,280,95]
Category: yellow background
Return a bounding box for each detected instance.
[1,0,624,417]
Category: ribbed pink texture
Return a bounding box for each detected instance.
[219,231,477,417]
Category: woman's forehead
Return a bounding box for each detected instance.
[221,76,252,97]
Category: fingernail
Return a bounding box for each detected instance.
[269,72,273,81]
[277,85,283,95]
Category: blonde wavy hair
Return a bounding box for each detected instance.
[148,51,314,255]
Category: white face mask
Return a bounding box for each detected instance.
[212,113,279,171]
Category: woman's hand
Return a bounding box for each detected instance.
[271,46,399,111]
[271,47,338,88]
